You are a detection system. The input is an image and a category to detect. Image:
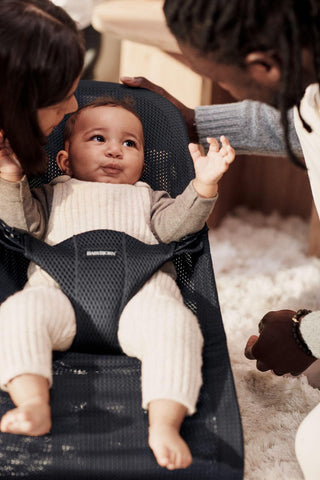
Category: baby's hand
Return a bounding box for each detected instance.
[0,131,23,181]
[189,136,235,198]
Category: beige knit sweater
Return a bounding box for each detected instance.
[0,174,216,285]
[0,175,216,413]
[0,175,215,244]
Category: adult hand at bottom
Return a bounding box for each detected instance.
[120,76,198,143]
[244,309,317,376]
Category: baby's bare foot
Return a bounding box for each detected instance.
[0,403,51,436]
[148,424,192,470]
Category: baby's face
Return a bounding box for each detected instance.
[66,105,144,184]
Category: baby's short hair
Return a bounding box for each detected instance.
[64,95,143,144]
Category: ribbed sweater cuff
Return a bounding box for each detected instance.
[300,311,320,358]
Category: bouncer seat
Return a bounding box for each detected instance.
[0,80,243,479]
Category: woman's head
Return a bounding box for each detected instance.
[0,0,85,175]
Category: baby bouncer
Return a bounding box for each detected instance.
[0,80,243,479]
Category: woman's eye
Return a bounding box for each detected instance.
[91,135,104,142]
[123,139,136,147]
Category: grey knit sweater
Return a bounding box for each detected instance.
[196,100,302,157]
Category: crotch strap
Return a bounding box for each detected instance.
[0,219,203,354]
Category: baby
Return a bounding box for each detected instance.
[0,96,234,470]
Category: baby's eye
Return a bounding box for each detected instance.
[123,139,136,148]
[91,134,105,142]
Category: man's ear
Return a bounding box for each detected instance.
[56,149,73,175]
[245,51,281,86]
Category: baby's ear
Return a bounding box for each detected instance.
[56,150,72,175]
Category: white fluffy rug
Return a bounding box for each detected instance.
[208,208,320,480]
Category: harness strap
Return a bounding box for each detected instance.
[0,219,204,353]
[0,219,26,253]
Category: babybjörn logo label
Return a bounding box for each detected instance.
[86,250,117,257]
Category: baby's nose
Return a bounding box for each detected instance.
[105,141,122,158]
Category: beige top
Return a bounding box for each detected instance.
[293,84,320,357]
[0,175,216,243]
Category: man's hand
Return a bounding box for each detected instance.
[120,76,198,142]
[244,309,317,375]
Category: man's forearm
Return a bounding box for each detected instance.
[195,100,302,158]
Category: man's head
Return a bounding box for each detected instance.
[164,0,320,163]
[57,97,145,185]
[164,0,318,107]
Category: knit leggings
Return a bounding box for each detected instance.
[0,269,203,415]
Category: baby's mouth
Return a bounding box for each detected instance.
[102,164,122,174]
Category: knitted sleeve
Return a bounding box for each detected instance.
[0,176,53,239]
[195,100,303,157]
[150,181,217,243]
[300,312,320,358]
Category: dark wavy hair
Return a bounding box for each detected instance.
[0,0,85,175]
[164,0,320,168]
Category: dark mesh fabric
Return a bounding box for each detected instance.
[13,227,202,354]
[0,80,243,478]
[0,245,28,301]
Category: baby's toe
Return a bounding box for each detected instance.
[179,450,192,469]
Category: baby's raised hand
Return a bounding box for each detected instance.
[0,131,23,181]
[189,136,235,198]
